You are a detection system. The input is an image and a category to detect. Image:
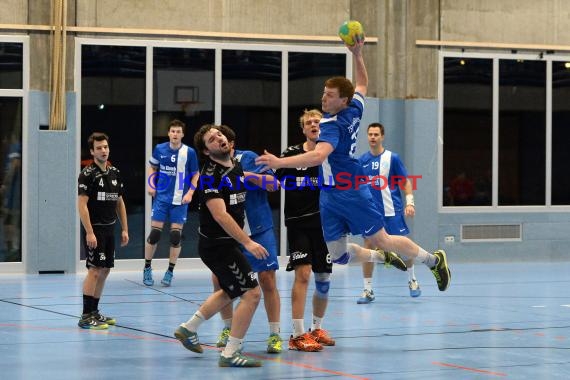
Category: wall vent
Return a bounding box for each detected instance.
[461,224,522,242]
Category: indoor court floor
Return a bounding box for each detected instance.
[1,262,569,379]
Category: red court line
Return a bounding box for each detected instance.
[253,355,371,380]
[433,361,507,377]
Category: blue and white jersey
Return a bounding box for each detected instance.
[149,142,199,205]
[234,149,274,235]
[358,149,408,216]
[317,92,365,186]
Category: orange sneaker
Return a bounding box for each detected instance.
[310,328,336,346]
[288,333,323,352]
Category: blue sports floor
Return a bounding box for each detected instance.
[0,262,569,379]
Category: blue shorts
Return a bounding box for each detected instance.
[151,199,188,224]
[320,186,385,242]
[241,228,279,272]
[384,213,409,235]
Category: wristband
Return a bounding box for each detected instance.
[406,194,415,207]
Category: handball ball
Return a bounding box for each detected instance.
[338,20,364,46]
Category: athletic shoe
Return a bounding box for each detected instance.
[288,333,323,352]
[78,313,108,330]
[266,333,283,354]
[431,250,451,291]
[310,328,335,346]
[174,325,203,353]
[161,271,173,287]
[216,327,231,348]
[143,267,154,286]
[92,310,116,325]
[382,250,407,271]
[357,289,375,304]
[409,280,422,297]
[219,352,262,367]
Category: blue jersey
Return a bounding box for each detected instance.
[234,149,274,235]
[359,149,408,217]
[149,142,199,205]
[317,92,365,186]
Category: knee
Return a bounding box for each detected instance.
[314,272,331,299]
[244,286,262,305]
[146,227,162,245]
[294,265,311,285]
[169,228,182,248]
[258,271,277,292]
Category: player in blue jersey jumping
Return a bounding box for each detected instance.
[256,37,450,293]
[212,125,283,354]
[144,119,199,287]
[357,122,421,304]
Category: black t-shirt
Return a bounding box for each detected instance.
[198,157,246,239]
[275,144,321,228]
[77,163,124,226]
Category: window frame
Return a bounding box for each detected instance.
[439,49,570,213]
[0,35,29,270]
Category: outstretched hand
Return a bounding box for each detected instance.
[255,150,281,171]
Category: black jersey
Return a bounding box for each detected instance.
[78,163,124,226]
[275,144,321,228]
[198,157,247,239]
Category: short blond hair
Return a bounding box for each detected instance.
[299,109,323,129]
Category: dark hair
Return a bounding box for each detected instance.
[193,124,220,160]
[217,124,236,143]
[87,132,109,150]
[324,76,355,103]
[169,119,186,133]
[368,122,384,135]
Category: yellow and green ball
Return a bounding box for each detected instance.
[338,20,364,46]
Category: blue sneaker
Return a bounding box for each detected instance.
[174,325,203,353]
[409,280,422,297]
[219,352,262,367]
[143,267,154,286]
[161,271,173,287]
[357,289,375,304]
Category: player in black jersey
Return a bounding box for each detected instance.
[174,124,266,368]
[275,109,335,351]
[77,133,129,330]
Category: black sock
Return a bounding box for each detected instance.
[93,297,100,312]
[168,262,175,273]
[145,259,152,268]
[83,294,94,315]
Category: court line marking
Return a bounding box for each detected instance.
[433,361,507,377]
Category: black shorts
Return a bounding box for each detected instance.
[286,226,332,273]
[198,236,259,299]
[84,225,115,269]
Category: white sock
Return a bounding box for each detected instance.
[408,265,416,282]
[222,318,232,329]
[222,336,243,357]
[292,319,305,338]
[183,310,205,332]
[312,315,323,330]
[269,322,280,335]
[416,247,437,268]
[363,277,373,291]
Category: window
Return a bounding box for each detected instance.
[0,40,24,263]
[81,45,146,259]
[152,47,215,259]
[441,53,568,209]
